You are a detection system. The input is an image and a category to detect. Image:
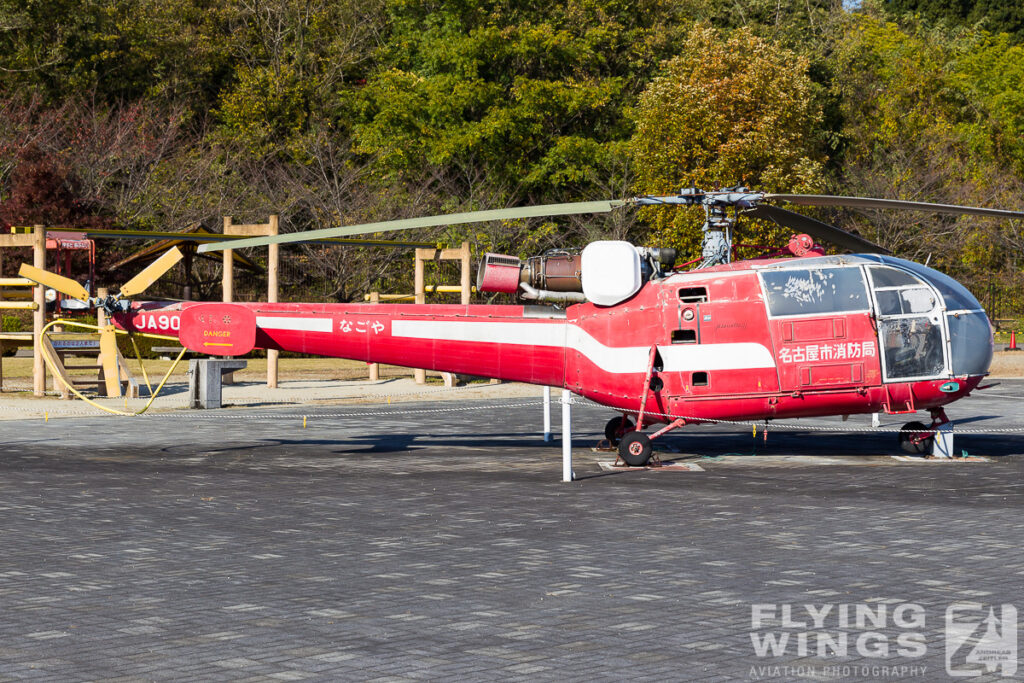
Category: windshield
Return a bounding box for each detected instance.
[877,258,983,312]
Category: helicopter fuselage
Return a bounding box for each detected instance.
[116,254,992,427]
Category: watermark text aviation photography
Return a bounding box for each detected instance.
[749,601,1017,679]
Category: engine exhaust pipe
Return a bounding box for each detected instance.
[519,282,587,304]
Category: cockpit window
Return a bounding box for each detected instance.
[761,267,870,317]
[869,265,946,379]
[878,317,945,379]
[874,287,937,316]
[868,266,920,288]
[893,261,982,311]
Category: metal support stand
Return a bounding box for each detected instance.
[928,407,953,458]
[189,358,248,409]
[543,386,552,442]
[561,389,572,482]
[932,423,955,458]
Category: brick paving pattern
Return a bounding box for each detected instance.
[0,382,1022,681]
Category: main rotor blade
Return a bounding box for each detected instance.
[120,247,184,298]
[744,204,891,254]
[196,201,627,253]
[765,194,1024,219]
[18,263,90,301]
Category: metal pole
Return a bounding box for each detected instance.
[543,386,552,442]
[368,291,380,381]
[267,214,279,389]
[561,389,572,482]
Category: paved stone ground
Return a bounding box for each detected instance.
[0,382,1022,681]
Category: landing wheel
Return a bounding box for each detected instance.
[604,416,635,447]
[618,432,653,467]
[899,421,934,455]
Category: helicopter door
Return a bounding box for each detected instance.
[867,266,947,381]
[760,266,882,391]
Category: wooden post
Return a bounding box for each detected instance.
[32,225,46,397]
[414,249,427,384]
[91,286,109,401]
[222,216,233,303]
[459,242,471,306]
[267,214,279,389]
[368,291,380,381]
[0,244,4,392]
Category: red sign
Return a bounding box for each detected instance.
[179,303,256,356]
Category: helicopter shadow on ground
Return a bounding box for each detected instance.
[150,432,574,459]
[654,425,1024,458]
[135,376,415,403]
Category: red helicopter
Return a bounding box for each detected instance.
[21,188,1022,465]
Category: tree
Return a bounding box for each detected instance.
[629,25,827,257]
[0,0,235,108]
[214,0,385,155]
[0,145,109,229]
[352,0,695,204]
[882,0,1024,45]
[826,12,1024,312]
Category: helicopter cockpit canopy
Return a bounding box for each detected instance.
[755,255,992,380]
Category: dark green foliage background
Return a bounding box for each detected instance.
[0,0,1021,315]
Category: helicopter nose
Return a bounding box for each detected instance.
[946,310,993,377]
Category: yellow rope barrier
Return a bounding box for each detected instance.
[40,319,188,416]
[128,333,154,395]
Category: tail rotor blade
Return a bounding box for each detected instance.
[196,201,627,253]
[120,247,183,298]
[99,326,122,398]
[744,204,890,254]
[18,264,90,301]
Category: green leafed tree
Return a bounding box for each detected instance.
[882,0,1024,45]
[826,12,1024,314]
[0,0,235,108]
[351,0,696,207]
[629,25,827,258]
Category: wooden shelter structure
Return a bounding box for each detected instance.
[1,219,435,397]
[108,223,262,301]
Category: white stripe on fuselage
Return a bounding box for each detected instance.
[255,316,333,333]
[391,320,775,374]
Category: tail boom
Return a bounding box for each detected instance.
[117,301,569,387]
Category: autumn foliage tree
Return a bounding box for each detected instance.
[629,25,827,258]
[0,145,109,229]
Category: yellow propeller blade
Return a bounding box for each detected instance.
[98,326,122,398]
[18,263,90,301]
[120,247,183,298]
